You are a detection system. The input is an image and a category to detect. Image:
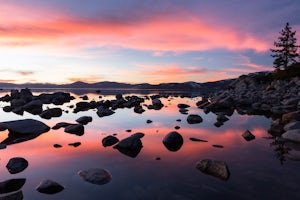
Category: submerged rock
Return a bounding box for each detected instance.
[187,114,203,124]
[113,133,144,158]
[163,131,183,152]
[242,130,256,141]
[0,179,26,194]
[36,179,64,194]
[102,136,119,147]
[78,168,112,185]
[196,159,230,181]
[6,157,28,174]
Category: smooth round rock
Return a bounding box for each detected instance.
[6,157,28,174]
[78,168,112,185]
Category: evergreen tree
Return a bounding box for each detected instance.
[270,22,299,70]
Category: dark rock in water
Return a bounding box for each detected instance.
[53,144,62,148]
[151,98,164,110]
[23,99,43,115]
[102,136,119,147]
[97,106,115,117]
[52,122,74,130]
[134,105,145,114]
[242,130,255,141]
[155,157,161,160]
[146,120,152,124]
[187,114,203,124]
[163,131,183,152]
[36,179,64,194]
[113,133,144,158]
[174,126,180,130]
[189,137,208,142]
[68,142,81,147]
[78,168,112,185]
[179,108,189,114]
[40,108,62,119]
[216,114,229,122]
[284,121,300,131]
[3,106,12,113]
[0,119,50,145]
[212,144,224,148]
[11,107,24,116]
[80,95,89,100]
[0,143,7,149]
[268,119,284,136]
[76,116,93,125]
[74,102,91,113]
[0,178,26,194]
[177,104,190,109]
[176,119,181,122]
[6,157,28,174]
[64,124,84,136]
[214,121,224,127]
[196,159,230,181]
[0,190,23,200]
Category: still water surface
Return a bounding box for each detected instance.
[0,90,299,200]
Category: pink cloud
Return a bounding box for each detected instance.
[0,3,270,53]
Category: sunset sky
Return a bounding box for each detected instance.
[0,0,299,84]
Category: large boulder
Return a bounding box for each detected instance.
[162,131,183,152]
[113,133,144,158]
[36,179,64,194]
[78,168,112,185]
[282,129,300,143]
[196,159,230,181]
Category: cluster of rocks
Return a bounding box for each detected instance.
[197,72,300,118]
[0,89,73,118]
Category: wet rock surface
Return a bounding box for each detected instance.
[78,168,112,185]
[113,133,144,157]
[36,179,64,194]
[6,157,28,174]
[196,159,230,181]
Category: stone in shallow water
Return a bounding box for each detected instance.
[113,133,144,158]
[0,179,26,194]
[68,142,81,147]
[189,137,208,142]
[64,124,84,136]
[102,136,119,147]
[242,130,256,141]
[75,116,93,125]
[187,114,203,124]
[163,131,183,152]
[196,159,230,181]
[6,157,28,174]
[78,168,112,185]
[36,179,64,194]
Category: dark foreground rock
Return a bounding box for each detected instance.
[6,157,28,174]
[78,168,112,185]
[113,133,144,158]
[36,179,64,194]
[196,159,230,181]
[0,190,23,200]
[0,119,50,145]
[102,136,119,147]
[163,131,183,152]
[0,179,26,194]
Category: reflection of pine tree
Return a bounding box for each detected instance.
[270,141,291,165]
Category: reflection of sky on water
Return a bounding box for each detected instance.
[0,91,300,199]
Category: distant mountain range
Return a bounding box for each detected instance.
[0,79,234,93]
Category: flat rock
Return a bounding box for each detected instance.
[187,114,203,124]
[6,157,28,174]
[75,116,93,125]
[78,168,112,185]
[64,124,84,136]
[68,142,81,147]
[0,119,50,135]
[163,131,183,152]
[102,136,119,147]
[284,121,300,131]
[242,130,255,141]
[196,159,230,181]
[282,129,300,143]
[36,179,64,194]
[40,108,62,119]
[189,137,208,142]
[0,179,26,194]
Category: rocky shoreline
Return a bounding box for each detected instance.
[197,71,300,143]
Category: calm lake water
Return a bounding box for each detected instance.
[0,89,299,200]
